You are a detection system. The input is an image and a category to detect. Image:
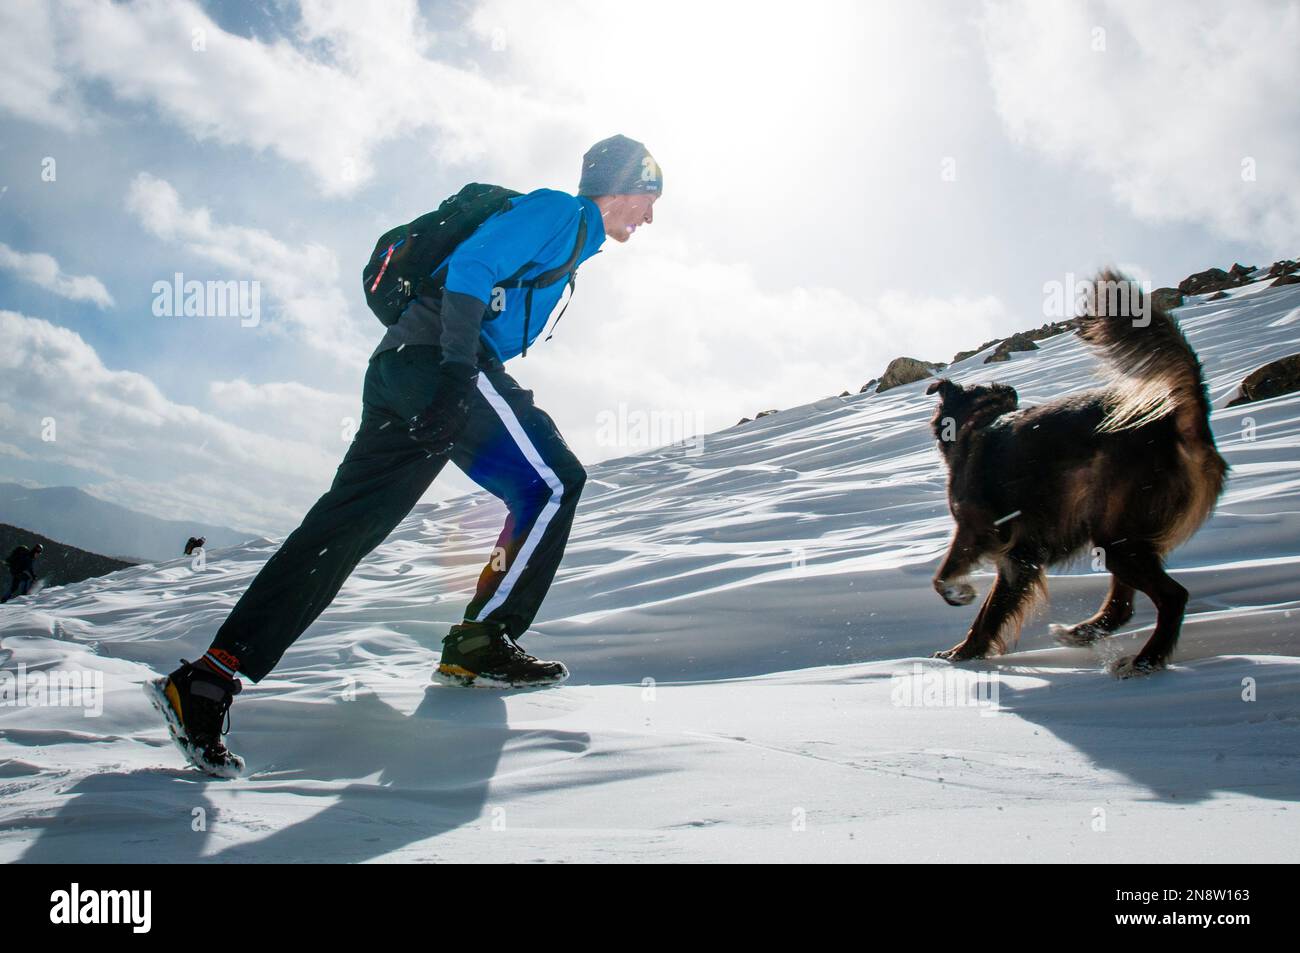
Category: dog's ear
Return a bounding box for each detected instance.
[926,378,957,397]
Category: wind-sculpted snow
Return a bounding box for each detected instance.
[2,279,1298,861]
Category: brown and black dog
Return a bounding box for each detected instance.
[927,271,1227,676]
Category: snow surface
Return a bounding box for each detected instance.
[2,278,1298,862]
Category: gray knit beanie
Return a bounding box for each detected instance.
[577,134,663,197]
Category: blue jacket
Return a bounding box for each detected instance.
[442,189,606,362]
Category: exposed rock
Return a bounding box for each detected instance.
[1227,354,1300,406]
[1150,287,1185,312]
[1207,291,1229,301]
[952,339,999,364]
[1039,318,1083,339]
[858,378,878,394]
[838,391,851,398]
[984,332,1040,364]
[734,417,753,427]
[755,409,779,419]
[1178,267,1243,296]
[1229,262,1255,278]
[1271,273,1300,288]
[1267,259,1298,277]
[951,318,1080,366]
[875,357,944,394]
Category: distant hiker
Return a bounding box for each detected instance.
[184,536,206,556]
[148,134,663,776]
[2,543,43,603]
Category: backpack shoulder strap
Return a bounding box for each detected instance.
[521,218,588,355]
[531,217,587,288]
[498,214,588,290]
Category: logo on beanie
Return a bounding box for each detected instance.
[640,156,660,186]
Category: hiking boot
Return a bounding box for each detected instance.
[144,659,245,778]
[433,621,569,688]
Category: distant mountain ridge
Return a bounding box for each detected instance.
[0,483,255,562]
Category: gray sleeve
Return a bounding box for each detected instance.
[438,290,487,368]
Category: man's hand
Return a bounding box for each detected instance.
[408,362,478,455]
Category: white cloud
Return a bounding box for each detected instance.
[0,242,114,308]
[1,0,580,195]
[124,172,369,365]
[0,441,35,462]
[208,378,360,442]
[0,1,85,130]
[0,308,345,532]
[980,0,1300,249]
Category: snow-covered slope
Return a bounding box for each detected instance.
[2,278,1299,862]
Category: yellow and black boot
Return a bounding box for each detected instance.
[434,621,569,689]
[144,659,245,778]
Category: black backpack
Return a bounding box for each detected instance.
[362,183,586,342]
[5,546,27,570]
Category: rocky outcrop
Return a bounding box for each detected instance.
[1227,354,1300,407]
[1172,259,1300,296]
[1271,273,1300,288]
[735,408,781,426]
[1178,267,1244,295]
[874,357,945,394]
[984,332,1040,364]
[1151,287,1185,311]
[950,318,1079,366]
[952,339,1000,364]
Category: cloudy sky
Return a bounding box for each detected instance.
[1,0,1296,537]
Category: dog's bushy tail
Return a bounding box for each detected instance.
[1079,269,1213,441]
[1080,269,1226,550]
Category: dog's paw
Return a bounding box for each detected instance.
[1109,654,1166,679]
[1050,622,1106,646]
[933,643,983,662]
[937,581,977,607]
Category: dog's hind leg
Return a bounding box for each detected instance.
[935,549,1044,661]
[1050,575,1136,646]
[1103,546,1188,677]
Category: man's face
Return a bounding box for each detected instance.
[600,193,657,243]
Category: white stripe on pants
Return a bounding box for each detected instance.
[469,374,567,622]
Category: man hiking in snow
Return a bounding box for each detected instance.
[2,542,42,603]
[148,134,663,776]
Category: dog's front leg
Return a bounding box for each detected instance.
[933,528,980,606]
[935,553,1041,661]
[934,579,999,660]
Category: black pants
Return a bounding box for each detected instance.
[1,572,34,603]
[211,346,586,681]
